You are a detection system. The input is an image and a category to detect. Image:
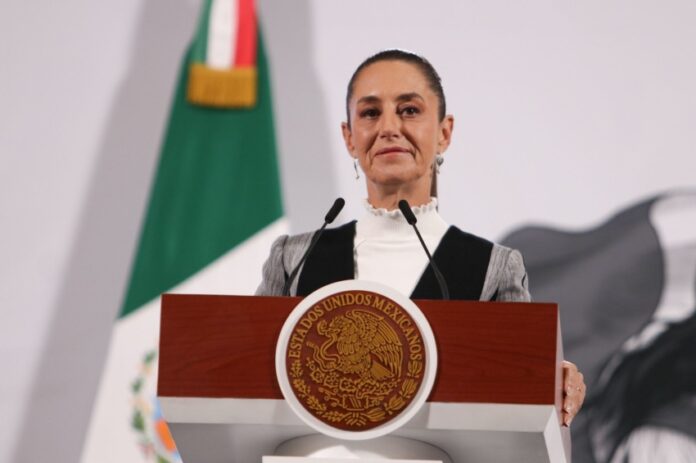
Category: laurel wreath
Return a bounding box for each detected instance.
[131,349,179,463]
[289,357,423,427]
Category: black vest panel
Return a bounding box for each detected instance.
[296,221,493,300]
[410,227,493,300]
[296,221,356,296]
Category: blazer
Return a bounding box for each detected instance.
[255,221,530,302]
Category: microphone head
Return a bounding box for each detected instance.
[325,197,345,223]
[398,199,418,225]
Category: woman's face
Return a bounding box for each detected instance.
[342,60,453,197]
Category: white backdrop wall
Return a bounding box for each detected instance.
[1,1,695,462]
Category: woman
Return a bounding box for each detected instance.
[257,49,585,425]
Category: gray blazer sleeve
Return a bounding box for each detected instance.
[255,235,289,296]
[255,232,314,296]
[479,244,531,302]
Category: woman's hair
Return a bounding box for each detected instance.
[345,49,447,126]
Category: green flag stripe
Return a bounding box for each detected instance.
[191,0,212,63]
[120,31,282,318]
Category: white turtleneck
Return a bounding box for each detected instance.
[354,198,449,296]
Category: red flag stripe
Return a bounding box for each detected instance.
[233,0,256,67]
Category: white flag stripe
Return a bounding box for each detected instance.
[81,218,287,463]
[206,0,238,69]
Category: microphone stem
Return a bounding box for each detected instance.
[282,198,345,296]
[411,225,450,300]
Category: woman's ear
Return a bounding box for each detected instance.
[341,121,356,158]
[437,115,454,154]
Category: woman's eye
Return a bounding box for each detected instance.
[400,106,420,116]
[359,108,380,118]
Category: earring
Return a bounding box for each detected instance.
[353,159,360,179]
[434,154,444,174]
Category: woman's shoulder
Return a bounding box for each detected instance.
[255,231,314,296]
[485,245,530,302]
[283,220,356,253]
[446,225,517,259]
[446,226,530,302]
[282,229,314,251]
[446,225,521,257]
[445,226,493,245]
[256,222,357,296]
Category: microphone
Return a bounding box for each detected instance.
[324,197,345,224]
[282,198,345,296]
[398,199,450,300]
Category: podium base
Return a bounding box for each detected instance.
[271,434,452,462]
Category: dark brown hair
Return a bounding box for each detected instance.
[345,49,446,126]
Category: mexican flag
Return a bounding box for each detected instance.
[81,1,285,461]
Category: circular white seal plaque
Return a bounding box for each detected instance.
[275,280,438,440]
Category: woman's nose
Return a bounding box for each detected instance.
[378,111,401,138]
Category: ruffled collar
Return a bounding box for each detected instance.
[358,197,447,238]
[363,197,439,218]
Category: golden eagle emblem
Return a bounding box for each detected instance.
[311,309,403,382]
[286,291,426,431]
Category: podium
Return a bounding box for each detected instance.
[158,294,570,462]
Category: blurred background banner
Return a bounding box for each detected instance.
[2,1,695,463]
[503,192,696,462]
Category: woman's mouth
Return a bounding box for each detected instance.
[375,146,411,156]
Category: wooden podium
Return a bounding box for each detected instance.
[158,294,570,462]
